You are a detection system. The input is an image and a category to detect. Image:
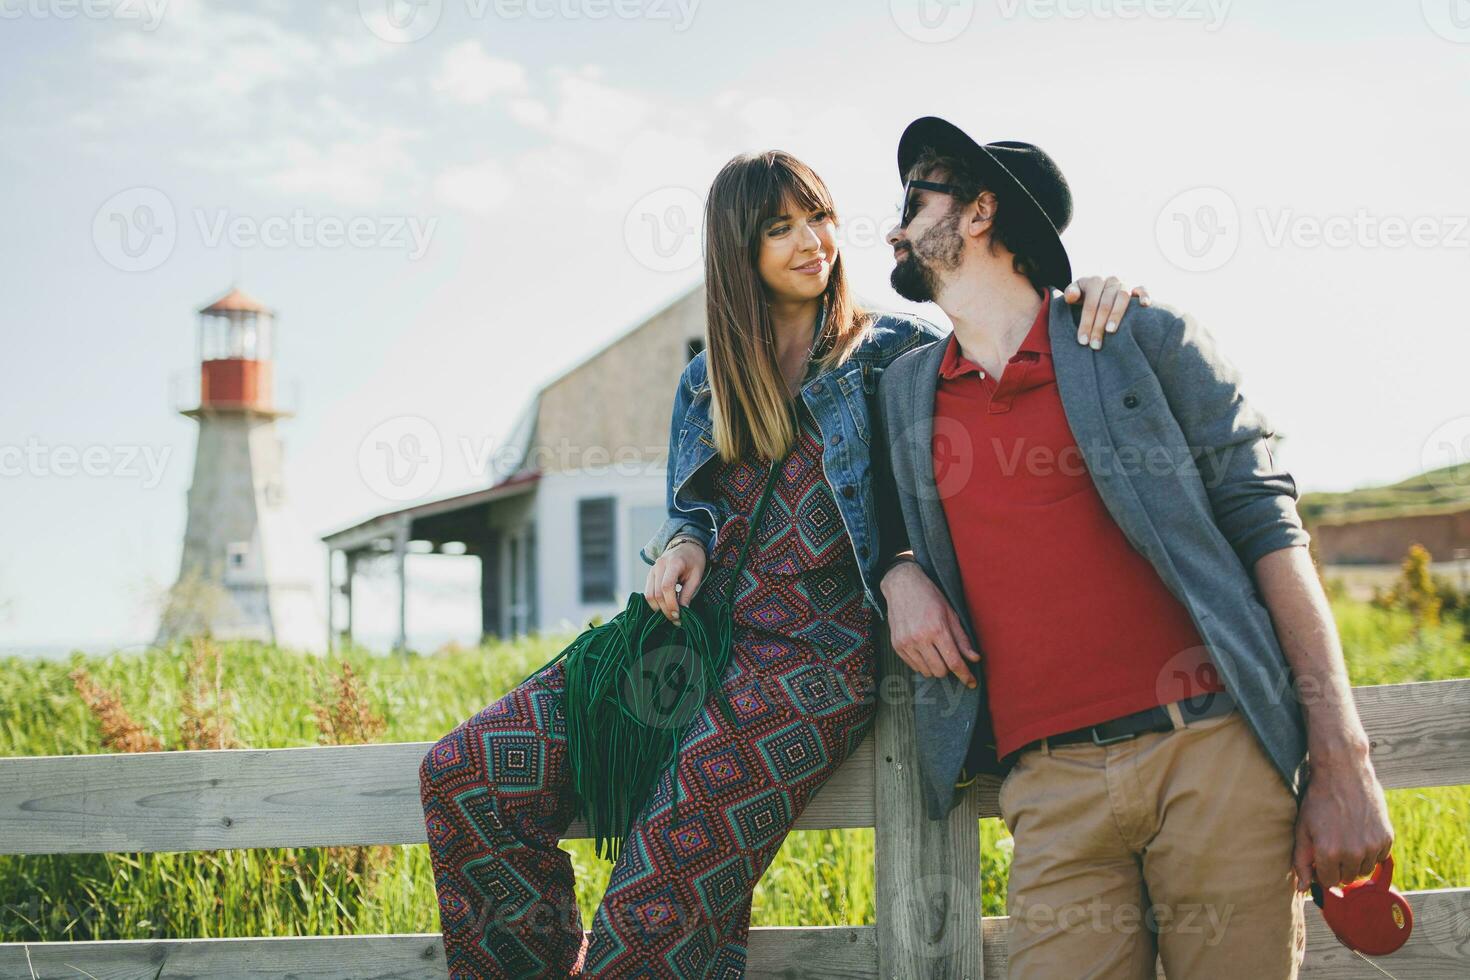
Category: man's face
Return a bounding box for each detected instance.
[887,180,966,303]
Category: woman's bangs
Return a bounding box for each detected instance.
[772,159,835,221]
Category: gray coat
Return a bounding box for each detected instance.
[872,290,1312,822]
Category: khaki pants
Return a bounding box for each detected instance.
[998,710,1306,980]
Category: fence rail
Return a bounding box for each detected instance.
[2,674,1468,978]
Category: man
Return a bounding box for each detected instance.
[870,116,1393,979]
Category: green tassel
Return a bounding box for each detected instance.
[516,590,737,862]
[515,460,778,862]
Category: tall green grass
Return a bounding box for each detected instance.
[1,599,1466,941]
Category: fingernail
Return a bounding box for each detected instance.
[1077,332,1088,344]
[1090,337,1102,350]
[1105,320,1117,333]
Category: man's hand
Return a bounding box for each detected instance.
[1292,749,1395,891]
[1252,545,1395,891]
[880,560,981,687]
[1063,275,1151,349]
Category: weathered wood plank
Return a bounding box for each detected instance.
[874,635,984,979]
[0,926,875,980]
[0,740,874,856]
[1,678,1465,856]
[1352,679,1470,790]
[2,888,1463,979]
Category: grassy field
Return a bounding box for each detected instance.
[1,598,1466,942]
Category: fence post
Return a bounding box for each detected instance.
[874,631,985,979]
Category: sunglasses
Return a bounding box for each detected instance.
[897,178,965,228]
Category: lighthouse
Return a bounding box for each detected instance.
[156,287,323,651]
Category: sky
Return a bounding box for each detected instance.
[2,0,1468,651]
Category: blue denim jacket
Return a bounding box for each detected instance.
[639,311,945,621]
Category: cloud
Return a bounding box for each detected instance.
[97,0,322,111]
[511,67,655,154]
[430,40,529,105]
[434,158,514,214]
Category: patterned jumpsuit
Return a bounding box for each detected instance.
[418,396,878,978]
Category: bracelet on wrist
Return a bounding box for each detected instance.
[883,555,919,576]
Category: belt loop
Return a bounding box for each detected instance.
[1165,700,1186,730]
[1039,737,1052,756]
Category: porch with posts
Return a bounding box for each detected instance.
[321,472,540,652]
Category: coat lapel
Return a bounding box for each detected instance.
[907,337,978,645]
[1047,290,1107,455]
[1047,291,1155,562]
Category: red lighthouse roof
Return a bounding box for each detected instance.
[200,286,271,315]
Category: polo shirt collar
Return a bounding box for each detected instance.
[936,289,1052,381]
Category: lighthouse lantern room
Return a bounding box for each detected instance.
[195,288,278,414]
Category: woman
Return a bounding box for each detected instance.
[418,150,1141,979]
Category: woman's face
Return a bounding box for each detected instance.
[756,197,837,304]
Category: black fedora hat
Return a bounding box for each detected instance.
[897,116,1073,290]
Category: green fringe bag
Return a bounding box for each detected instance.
[517,458,782,863]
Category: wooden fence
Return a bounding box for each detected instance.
[2,656,1468,978]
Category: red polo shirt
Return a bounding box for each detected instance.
[933,292,1224,759]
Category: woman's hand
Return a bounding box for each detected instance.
[644,540,707,625]
[1063,275,1151,349]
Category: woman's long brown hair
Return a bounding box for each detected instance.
[703,151,870,464]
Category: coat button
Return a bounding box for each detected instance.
[842,485,855,498]
[830,433,842,445]
[1123,394,1139,409]
[858,545,869,558]
[810,382,824,393]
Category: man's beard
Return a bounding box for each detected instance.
[890,210,964,303]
